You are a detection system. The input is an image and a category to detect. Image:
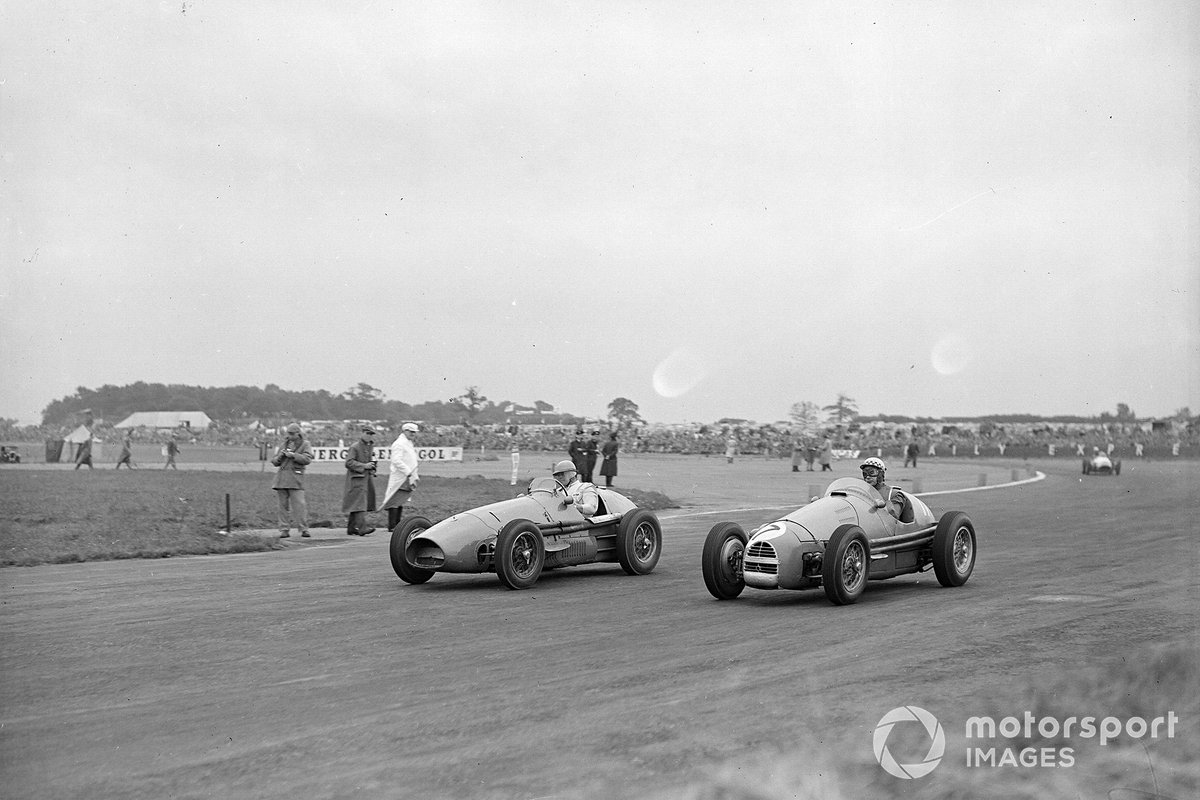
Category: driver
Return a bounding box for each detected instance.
[860,457,912,522]
[552,459,599,517]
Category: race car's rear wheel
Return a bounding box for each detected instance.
[822,525,869,605]
[932,511,976,587]
[702,522,747,599]
[496,519,545,590]
[616,509,662,575]
[390,516,434,584]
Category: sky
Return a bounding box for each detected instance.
[2,1,1197,426]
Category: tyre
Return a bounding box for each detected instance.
[390,516,435,584]
[932,511,976,588]
[822,525,869,605]
[702,522,747,600]
[616,509,662,575]
[495,519,545,590]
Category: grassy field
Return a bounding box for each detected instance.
[0,470,676,567]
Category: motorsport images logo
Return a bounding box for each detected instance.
[873,706,946,779]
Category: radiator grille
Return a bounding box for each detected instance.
[744,541,778,575]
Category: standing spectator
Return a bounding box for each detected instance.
[819,437,833,471]
[74,430,94,470]
[383,423,421,532]
[904,441,919,468]
[805,441,817,471]
[790,437,804,472]
[343,426,378,536]
[271,423,313,538]
[583,431,600,482]
[599,431,619,488]
[115,431,136,469]
[164,436,179,470]
[568,430,587,475]
[725,434,737,464]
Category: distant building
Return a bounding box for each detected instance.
[113,411,213,431]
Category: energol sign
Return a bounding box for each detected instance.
[310,446,463,462]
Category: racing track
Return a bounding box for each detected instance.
[1,457,1196,799]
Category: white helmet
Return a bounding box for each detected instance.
[860,457,886,471]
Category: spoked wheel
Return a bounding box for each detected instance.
[390,516,434,584]
[822,525,869,605]
[932,511,976,587]
[616,509,662,575]
[495,519,545,590]
[702,522,747,599]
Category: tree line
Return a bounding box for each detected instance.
[40,382,648,429]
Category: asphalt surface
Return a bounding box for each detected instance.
[1,456,1195,799]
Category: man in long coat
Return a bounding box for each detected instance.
[343,426,378,536]
[568,430,587,474]
[272,422,314,538]
[383,422,421,532]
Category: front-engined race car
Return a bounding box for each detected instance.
[1082,453,1121,475]
[702,477,976,605]
[390,477,662,590]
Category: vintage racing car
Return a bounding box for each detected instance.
[702,477,977,605]
[390,476,663,590]
[1082,453,1121,475]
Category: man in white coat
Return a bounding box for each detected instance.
[384,422,421,532]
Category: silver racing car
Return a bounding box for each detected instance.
[702,477,977,605]
[390,477,662,590]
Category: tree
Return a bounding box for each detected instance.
[823,394,858,424]
[788,400,821,431]
[451,386,490,422]
[343,383,385,402]
[607,397,644,429]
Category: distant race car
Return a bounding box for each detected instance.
[702,477,977,605]
[389,476,663,590]
[1082,453,1121,475]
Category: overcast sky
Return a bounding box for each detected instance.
[2,1,1197,426]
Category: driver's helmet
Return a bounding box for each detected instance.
[552,459,577,482]
[860,457,886,485]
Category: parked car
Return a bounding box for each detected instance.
[390,476,663,590]
[702,477,977,605]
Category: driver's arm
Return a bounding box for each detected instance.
[572,485,599,516]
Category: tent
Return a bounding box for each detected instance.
[62,425,101,461]
[114,411,213,431]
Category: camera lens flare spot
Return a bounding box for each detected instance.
[652,347,707,398]
[930,334,974,376]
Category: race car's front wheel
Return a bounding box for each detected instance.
[932,511,976,587]
[616,509,662,575]
[702,522,747,599]
[822,525,869,605]
[390,516,435,584]
[496,519,545,590]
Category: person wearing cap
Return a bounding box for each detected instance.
[859,457,912,522]
[552,459,599,517]
[343,425,379,536]
[383,422,421,532]
[567,430,587,476]
[583,431,600,483]
[271,422,314,538]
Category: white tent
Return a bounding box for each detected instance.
[114,411,213,430]
[62,425,101,461]
[63,425,93,444]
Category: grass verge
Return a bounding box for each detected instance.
[0,471,676,566]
